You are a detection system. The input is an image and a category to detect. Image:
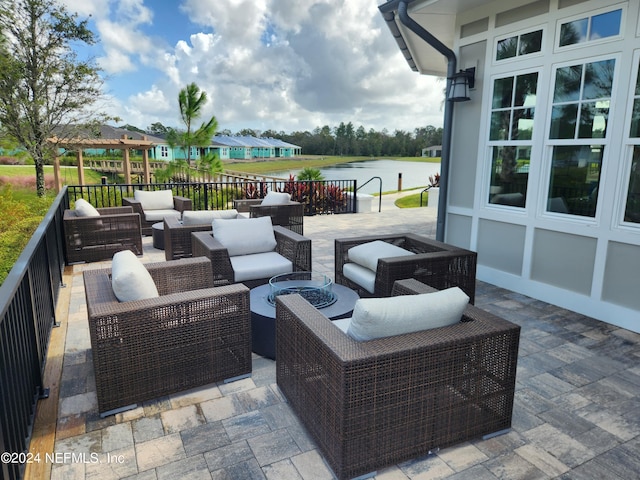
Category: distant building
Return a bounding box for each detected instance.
[422,145,442,158]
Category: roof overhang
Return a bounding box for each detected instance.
[379,0,490,77]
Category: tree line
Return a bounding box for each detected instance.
[124,122,444,158]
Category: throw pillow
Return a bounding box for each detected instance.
[134,189,174,210]
[212,216,277,256]
[346,287,469,341]
[111,250,159,302]
[182,209,239,225]
[347,240,415,272]
[74,198,100,217]
[261,191,291,206]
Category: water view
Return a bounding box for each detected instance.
[263,159,441,194]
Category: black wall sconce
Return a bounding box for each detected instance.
[447,67,476,102]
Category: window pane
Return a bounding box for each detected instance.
[497,36,517,60]
[489,146,529,207]
[635,63,640,95]
[583,59,615,100]
[547,145,603,217]
[512,108,535,140]
[578,101,609,138]
[490,111,511,140]
[560,18,588,46]
[590,9,621,40]
[492,77,514,108]
[519,30,542,55]
[625,147,640,223]
[630,99,640,137]
[554,65,582,102]
[550,104,578,139]
[514,73,538,107]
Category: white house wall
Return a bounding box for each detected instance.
[444,0,640,333]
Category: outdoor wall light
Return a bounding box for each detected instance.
[447,67,476,102]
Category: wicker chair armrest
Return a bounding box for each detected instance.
[121,197,140,207]
[190,231,234,285]
[390,278,439,295]
[233,198,262,212]
[173,196,192,212]
[96,206,134,215]
[273,226,311,271]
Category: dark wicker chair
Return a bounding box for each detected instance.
[276,278,520,480]
[123,193,192,235]
[63,206,143,264]
[83,257,252,416]
[335,233,477,302]
[191,226,311,288]
[233,199,304,235]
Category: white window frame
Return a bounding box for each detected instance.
[554,4,626,53]
[493,25,546,66]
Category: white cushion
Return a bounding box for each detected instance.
[213,216,276,256]
[343,262,376,294]
[346,287,469,341]
[261,191,291,206]
[181,209,239,226]
[348,240,415,272]
[111,250,159,302]
[74,198,100,217]
[144,209,182,222]
[134,189,174,210]
[332,318,351,334]
[230,252,293,282]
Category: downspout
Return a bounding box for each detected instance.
[396,1,457,242]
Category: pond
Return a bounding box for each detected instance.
[262,159,442,194]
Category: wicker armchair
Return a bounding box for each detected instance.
[63,206,142,264]
[83,257,252,416]
[276,279,520,480]
[335,233,477,302]
[123,191,192,235]
[191,225,311,288]
[233,199,304,235]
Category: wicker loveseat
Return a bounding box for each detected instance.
[122,189,192,235]
[335,233,477,302]
[276,278,520,480]
[63,205,142,264]
[233,192,304,235]
[83,256,252,416]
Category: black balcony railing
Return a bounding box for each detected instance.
[0,188,68,480]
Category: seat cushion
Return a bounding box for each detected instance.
[343,262,376,294]
[347,240,415,272]
[213,216,276,256]
[111,250,159,302]
[261,191,291,206]
[345,287,469,341]
[181,209,239,225]
[144,209,182,222]
[134,189,175,210]
[230,252,293,282]
[74,198,100,217]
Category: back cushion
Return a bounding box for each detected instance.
[74,198,100,217]
[346,287,469,341]
[261,191,291,206]
[111,250,159,302]
[134,190,174,210]
[347,240,415,272]
[182,209,239,225]
[213,216,276,256]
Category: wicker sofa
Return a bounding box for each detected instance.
[122,189,192,235]
[335,233,477,302]
[63,206,142,264]
[83,256,252,416]
[276,278,520,480]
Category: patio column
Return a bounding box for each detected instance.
[122,144,132,184]
[53,155,62,192]
[142,136,151,184]
[76,150,85,186]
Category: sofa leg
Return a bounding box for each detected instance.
[99,403,138,418]
[223,373,251,384]
[351,472,377,480]
[482,428,511,440]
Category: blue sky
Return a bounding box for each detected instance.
[61,0,444,134]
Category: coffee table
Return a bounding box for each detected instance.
[250,274,359,359]
[151,222,164,250]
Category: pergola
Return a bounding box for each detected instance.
[47,134,156,191]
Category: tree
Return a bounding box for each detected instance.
[166,82,218,167]
[147,122,169,136]
[0,0,107,196]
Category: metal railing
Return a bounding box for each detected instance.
[0,188,69,480]
[66,179,358,216]
[357,176,382,212]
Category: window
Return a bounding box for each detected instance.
[496,29,542,61]
[558,8,621,47]
[488,72,538,207]
[624,148,640,223]
[160,146,168,158]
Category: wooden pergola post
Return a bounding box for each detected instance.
[142,135,151,184]
[53,155,62,192]
[76,150,85,186]
[122,135,132,184]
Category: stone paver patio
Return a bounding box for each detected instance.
[39,198,640,480]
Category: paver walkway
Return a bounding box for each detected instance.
[45,202,640,480]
